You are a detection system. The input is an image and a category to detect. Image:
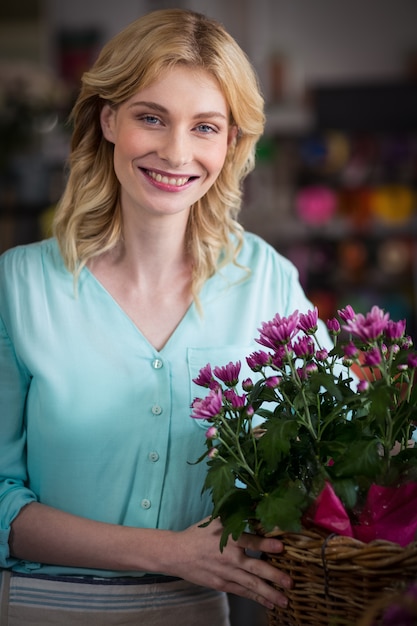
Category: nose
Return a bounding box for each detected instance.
[158,128,192,168]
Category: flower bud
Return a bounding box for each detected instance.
[357,379,369,392]
[208,447,219,459]
[242,378,254,391]
[205,426,218,440]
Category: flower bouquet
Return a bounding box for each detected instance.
[191,305,417,625]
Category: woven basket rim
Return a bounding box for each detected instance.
[265,528,417,626]
[265,527,417,578]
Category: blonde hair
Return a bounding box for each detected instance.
[53,8,265,298]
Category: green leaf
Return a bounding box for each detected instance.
[255,481,307,533]
[331,477,358,510]
[257,417,299,469]
[203,462,236,502]
[330,439,381,479]
[248,380,277,408]
[217,489,255,550]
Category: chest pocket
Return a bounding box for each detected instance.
[187,344,258,431]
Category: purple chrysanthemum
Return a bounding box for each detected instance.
[265,376,280,388]
[191,387,223,420]
[342,305,389,342]
[213,361,241,387]
[407,353,417,369]
[246,350,271,371]
[256,310,300,350]
[357,379,369,393]
[224,389,247,408]
[338,304,356,323]
[298,308,318,335]
[363,346,382,367]
[385,319,406,341]
[193,363,213,388]
[343,341,359,359]
[326,317,341,334]
[293,335,315,358]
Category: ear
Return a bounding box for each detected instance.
[100,103,116,143]
[227,124,239,147]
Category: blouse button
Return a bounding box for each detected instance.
[141,499,151,509]
[148,451,159,463]
[152,359,163,369]
[151,405,162,416]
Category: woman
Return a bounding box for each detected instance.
[0,8,333,625]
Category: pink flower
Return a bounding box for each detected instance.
[213,361,241,387]
[338,305,356,322]
[342,305,389,342]
[357,379,369,392]
[265,376,280,388]
[242,378,254,391]
[298,308,318,335]
[257,310,300,350]
[296,366,308,381]
[205,426,218,439]
[208,447,219,459]
[401,336,414,349]
[343,341,359,359]
[306,362,318,375]
[224,389,247,408]
[316,348,329,361]
[407,353,417,369]
[271,346,287,369]
[363,347,382,367]
[389,344,400,357]
[385,319,406,341]
[193,363,213,388]
[293,335,315,358]
[246,350,270,371]
[191,387,223,420]
[326,317,341,335]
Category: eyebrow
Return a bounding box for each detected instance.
[128,100,228,121]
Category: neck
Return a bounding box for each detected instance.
[97,212,191,292]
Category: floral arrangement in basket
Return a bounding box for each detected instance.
[191,305,417,551]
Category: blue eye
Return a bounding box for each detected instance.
[141,115,160,125]
[196,124,216,133]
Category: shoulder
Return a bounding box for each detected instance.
[0,238,62,275]
[239,231,300,280]
[229,231,316,319]
[0,238,66,297]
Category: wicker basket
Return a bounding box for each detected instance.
[264,528,417,626]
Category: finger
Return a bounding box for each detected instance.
[243,550,293,591]
[238,533,284,555]
[224,573,289,610]
[244,547,262,559]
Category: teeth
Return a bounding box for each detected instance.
[147,170,189,186]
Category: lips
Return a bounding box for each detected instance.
[145,169,192,187]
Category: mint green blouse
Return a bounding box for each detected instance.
[0,234,332,577]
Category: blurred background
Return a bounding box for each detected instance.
[0,1,416,623]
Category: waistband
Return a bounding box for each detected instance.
[10,571,182,586]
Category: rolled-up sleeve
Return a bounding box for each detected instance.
[0,315,37,568]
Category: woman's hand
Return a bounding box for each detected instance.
[10,503,291,609]
[164,517,292,610]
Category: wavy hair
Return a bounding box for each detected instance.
[53,8,265,298]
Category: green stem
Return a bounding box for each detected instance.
[217,410,263,492]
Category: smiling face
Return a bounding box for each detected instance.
[100,65,237,223]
